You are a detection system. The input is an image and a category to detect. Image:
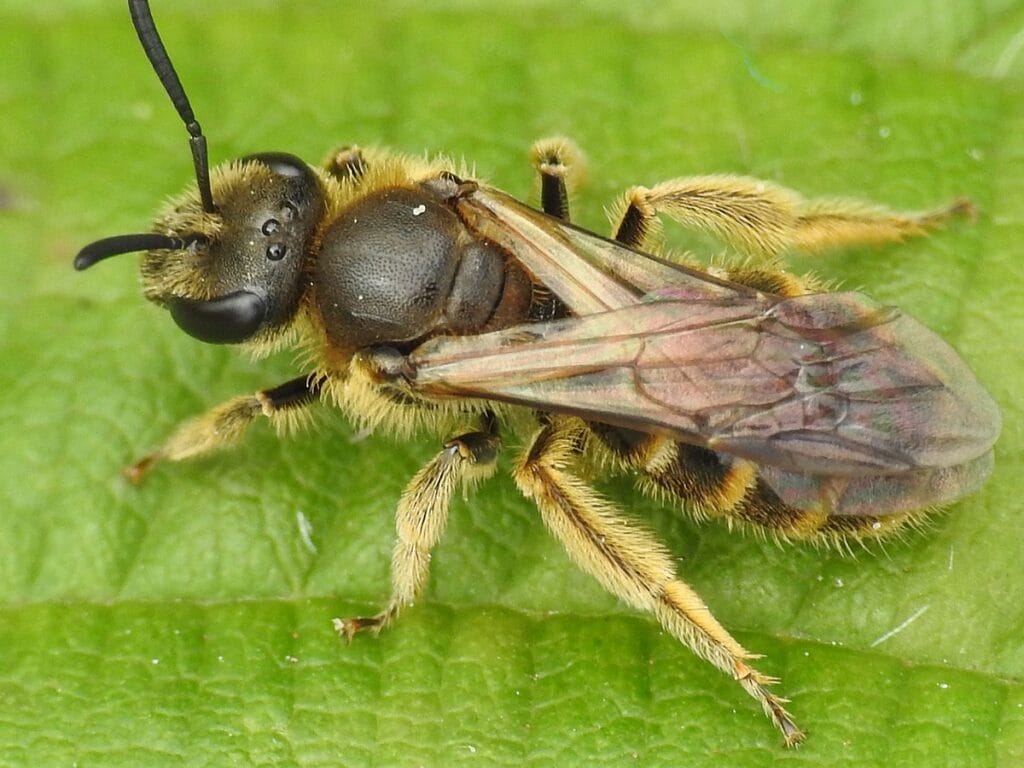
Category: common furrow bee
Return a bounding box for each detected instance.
[75,0,1001,746]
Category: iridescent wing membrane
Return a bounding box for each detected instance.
[410,188,1001,516]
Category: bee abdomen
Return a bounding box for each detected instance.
[644,440,921,544]
[590,425,919,544]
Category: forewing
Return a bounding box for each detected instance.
[415,286,994,455]
[417,187,1001,514]
[452,187,749,312]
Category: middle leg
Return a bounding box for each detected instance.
[334,412,501,639]
[529,136,587,220]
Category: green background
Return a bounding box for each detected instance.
[1,1,1022,766]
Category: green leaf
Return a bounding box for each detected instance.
[1,1,1021,766]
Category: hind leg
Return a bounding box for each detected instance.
[515,419,804,746]
[607,175,972,258]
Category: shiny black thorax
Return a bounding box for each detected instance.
[313,183,538,354]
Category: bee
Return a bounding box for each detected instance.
[75,0,1001,747]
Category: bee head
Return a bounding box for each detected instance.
[123,153,323,345]
[74,1,323,347]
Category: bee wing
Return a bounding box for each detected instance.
[411,188,1000,514]
[451,187,750,313]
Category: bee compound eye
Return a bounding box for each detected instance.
[244,152,309,179]
[168,289,267,344]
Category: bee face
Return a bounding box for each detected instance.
[141,152,325,345]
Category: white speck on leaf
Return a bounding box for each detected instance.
[870,605,929,648]
[994,26,1024,77]
[296,510,317,554]
[349,425,373,444]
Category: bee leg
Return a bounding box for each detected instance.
[515,420,805,747]
[529,137,587,220]
[322,145,368,181]
[333,412,501,640]
[609,175,973,259]
[123,374,320,484]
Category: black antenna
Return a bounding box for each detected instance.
[74,233,206,271]
[127,0,215,213]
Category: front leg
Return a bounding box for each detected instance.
[334,412,500,640]
[322,145,369,182]
[125,374,321,483]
